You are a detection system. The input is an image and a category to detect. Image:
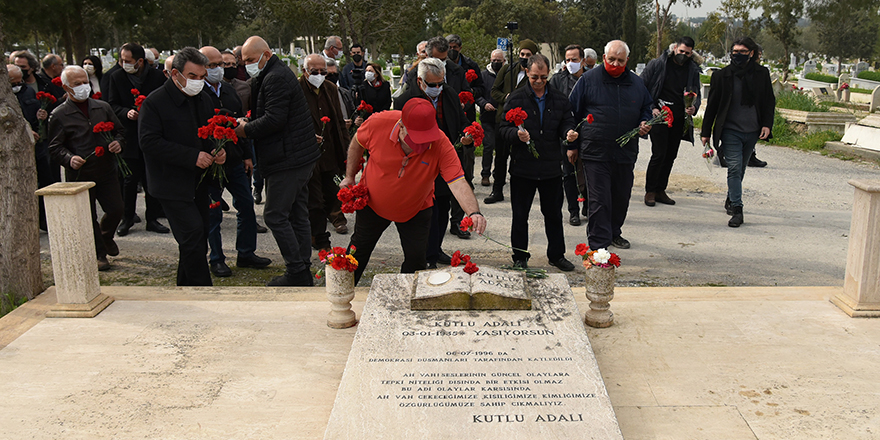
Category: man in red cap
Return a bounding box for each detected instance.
[340,99,487,284]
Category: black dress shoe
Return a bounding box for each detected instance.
[117,218,134,236]
[211,261,233,277]
[748,153,767,167]
[483,192,504,204]
[427,262,438,269]
[611,236,631,249]
[97,257,111,271]
[450,228,471,239]
[267,268,314,286]
[549,257,575,272]
[513,259,528,269]
[256,223,268,233]
[105,238,119,256]
[438,251,452,265]
[237,254,271,268]
[569,213,581,226]
[146,220,170,233]
[132,214,142,224]
[253,189,263,204]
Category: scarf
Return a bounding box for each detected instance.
[729,59,757,107]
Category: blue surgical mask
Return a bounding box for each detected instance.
[422,83,442,98]
[206,66,223,84]
[246,53,265,78]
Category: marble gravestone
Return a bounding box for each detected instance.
[324,274,622,439]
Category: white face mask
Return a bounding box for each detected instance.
[567,61,582,74]
[365,71,376,82]
[123,62,138,74]
[12,85,22,94]
[206,66,223,84]
[83,64,96,75]
[70,84,92,101]
[307,73,325,88]
[176,76,205,97]
[246,53,264,78]
[422,83,443,98]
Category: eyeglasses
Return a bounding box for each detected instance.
[422,81,444,88]
[207,62,221,69]
[528,75,549,81]
[308,69,328,76]
[398,155,410,179]
[731,49,750,55]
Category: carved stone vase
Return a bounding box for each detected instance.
[325,266,357,329]
[584,265,616,328]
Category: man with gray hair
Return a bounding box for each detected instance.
[139,47,226,285]
[402,40,428,86]
[48,65,126,271]
[584,48,598,70]
[568,40,653,251]
[394,56,474,268]
[322,36,344,63]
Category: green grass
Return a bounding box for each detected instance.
[857,70,880,82]
[0,292,28,319]
[849,86,873,94]
[693,116,703,129]
[775,90,828,112]
[805,72,839,83]
[700,74,711,84]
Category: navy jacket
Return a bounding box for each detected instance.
[569,67,653,164]
[244,55,320,177]
[499,83,575,180]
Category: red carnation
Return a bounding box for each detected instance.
[337,187,354,203]
[331,257,346,270]
[52,77,62,87]
[587,114,594,124]
[321,116,331,124]
[459,91,474,105]
[94,146,105,157]
[661,105,674,128]
[505,107,528,127]
[608,253,621,267]
[575,243,589,256]
[134,95,146,109]
[357,100,373,113]
[463,261,479,275]
[214,109,220,114]
[459,216,474,232]
[450,251,462,267]
[130,88,140,96]
[92,92,101,100]
[318,249,329,262]
[465,69,478,83]
[36,91,57,104]
[462,122,485,147]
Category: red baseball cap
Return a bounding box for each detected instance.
[401,99,443,144]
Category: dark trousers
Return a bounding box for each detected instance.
[79,171,123,259]
[123,157,161,222]
[450,145,475,228]
[34,145,54,229]
[308,169,343,249]
[583,160,635,250]
[510,175,566,262]
[491,137,511,194]
[159,189,212,286]
[480,123,496,177]
[350,205,432,285]
[562,152,586,216]
[427,193,452,265]
[251,143,264,192]
[645,116,685,193]
[207,163,258,264]
[263,165,313,274]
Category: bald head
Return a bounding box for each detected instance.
[164,55,174,76]
[604,40,630,58]
[304,54,327,70]
[242,36,272,70]
[200,46,222,65]
[7,64,22,85]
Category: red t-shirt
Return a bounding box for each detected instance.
[355,110,464,222]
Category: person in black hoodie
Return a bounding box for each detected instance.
[139,47,226,286]
[499,54,578,271]
[235,36,321,287]
[700,36,775,228]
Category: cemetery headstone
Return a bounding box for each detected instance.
[825,64,839,76]
[635,63,645,75]
[854,62,869,77]
[803,60,818,76]
[789,53,797,70]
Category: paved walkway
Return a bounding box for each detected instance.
[1,284,878,439]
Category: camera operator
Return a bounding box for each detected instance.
[341,43,367,91]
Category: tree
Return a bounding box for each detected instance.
[0,24,44,304]
[654,0,701,57]
[809,0,880,70]
[696,12,728,57]
[762,0,802,81]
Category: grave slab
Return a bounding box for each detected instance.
[324,273,622,439]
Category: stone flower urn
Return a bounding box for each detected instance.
[325,266,357,329]
[584,266,616,328]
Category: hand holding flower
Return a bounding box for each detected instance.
[108,140,122,154]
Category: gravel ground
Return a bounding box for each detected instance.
[39,137,880,288]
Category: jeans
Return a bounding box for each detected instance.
[264,165,314,274]
[720,129,759,208]
[480,123,496,177]
[207,163,258,264]
[510,175,566,262]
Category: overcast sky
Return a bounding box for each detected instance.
[669,0,744,19]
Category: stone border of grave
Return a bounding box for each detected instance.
[777,108,856,134]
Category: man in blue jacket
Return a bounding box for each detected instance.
[568,40,653,251]
[236,36,321,286]
[500,54,579,271]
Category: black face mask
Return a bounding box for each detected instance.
[731,53,751,66]
[673,53,689,65]
[491,61,503,72]
[352,54,363,63]
[20,68,31,79]
[224,67,238,80]
[448,49,460,62]
[326,73,340,84]
[520,57,528,69]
